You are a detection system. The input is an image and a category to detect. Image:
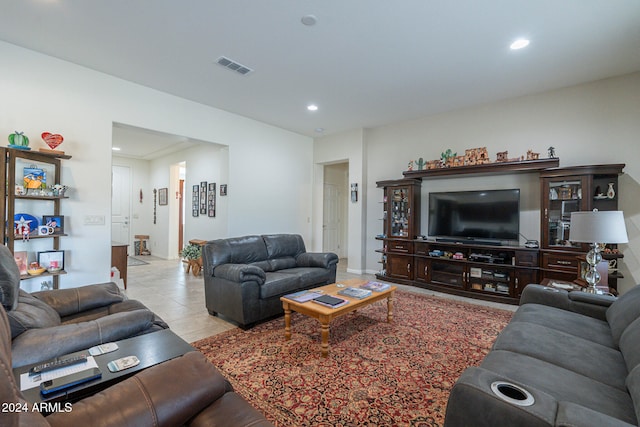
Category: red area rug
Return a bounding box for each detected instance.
[192,291,513,426]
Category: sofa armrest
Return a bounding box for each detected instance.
[296,252,339,269]
[11,309,156,368]
[46,352,247,427]
[520,284,613,320]
[556,401,635,427]
[32,282,124,317]
[213,264,266,285]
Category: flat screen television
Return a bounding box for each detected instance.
[428,189,520,244]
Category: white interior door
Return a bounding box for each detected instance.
[323,183,342,256]
[111,165,131,245]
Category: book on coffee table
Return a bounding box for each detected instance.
[337,287,372,299]
[312,294,349,308]
[283,290,324,303]
[360,281,391,292]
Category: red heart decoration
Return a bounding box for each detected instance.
[41,132,64,150]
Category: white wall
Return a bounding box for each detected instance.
[363,73,640,293]
[0,40,312,290]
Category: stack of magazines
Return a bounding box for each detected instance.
[360,281,391,292]
[337,287,372,299]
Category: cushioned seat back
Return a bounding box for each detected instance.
[203,236,268,276]
[0,245,20,312]
[262,234,306,259]
[607,285,640,347]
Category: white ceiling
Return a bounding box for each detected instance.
[2,0,639,143]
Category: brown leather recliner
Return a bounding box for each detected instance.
[0,303,275,427]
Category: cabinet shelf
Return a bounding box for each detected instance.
[20,270,67,280]
[2,148,72,290]
[402,158,559,179]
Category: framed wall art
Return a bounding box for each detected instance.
[200,182,207,214]
[220,184,227,196]
[192,185,199,217]
[208,182,216,217]
[158,188,168,206]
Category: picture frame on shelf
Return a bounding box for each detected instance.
[23,166,47,192]
[42,215,64,234]
[38,250,64,272]
[158,188,168,206]
[13,251,28,275]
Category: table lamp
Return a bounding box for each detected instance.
[569,210,628,294]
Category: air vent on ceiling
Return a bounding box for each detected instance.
[216,56,253,75]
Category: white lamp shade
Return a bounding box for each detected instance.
[569,211,629,244]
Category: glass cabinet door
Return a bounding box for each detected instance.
[543,177,587,248]
[389,187,410,237]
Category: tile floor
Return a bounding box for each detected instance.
[124,256,516,343]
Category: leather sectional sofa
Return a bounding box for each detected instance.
[0,303,274,427]
[445,283,640,426]
[203,234,338,328]
[0,245,167,368]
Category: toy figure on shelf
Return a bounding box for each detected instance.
[441,149,456,167]
[8,131,30,150]
[548,146,557,158]
[526,150,540,160]
[407,160,414,171]
[415,157,425,170]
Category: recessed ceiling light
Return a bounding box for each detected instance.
[112,147,121,151]
[307,104,318,112]
[301,15,317,26]
[510,39,530,50]
[315,128,325,133]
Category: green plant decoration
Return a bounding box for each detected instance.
[415,157,425,170]
[181,244,202,260]
[8,131,29,148]
[441,149,456,162]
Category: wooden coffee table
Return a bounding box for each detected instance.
[280,278,396,357]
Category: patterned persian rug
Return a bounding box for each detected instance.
[192,291,513,427]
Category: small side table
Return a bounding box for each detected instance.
[111,242,128,289]
[184,239,207,276]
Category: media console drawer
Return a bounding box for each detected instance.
[542,252,578,272]
[388,240,413,253]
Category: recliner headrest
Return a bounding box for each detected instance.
[0,246,20,312]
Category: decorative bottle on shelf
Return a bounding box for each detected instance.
[607,183,615,199]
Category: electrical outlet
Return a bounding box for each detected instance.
[84,215,105,225]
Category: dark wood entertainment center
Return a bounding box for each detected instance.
[376,159,625,304]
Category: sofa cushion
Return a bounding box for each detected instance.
[619,316,640,373]
[263,234,306,259]
[251,261,272,272]
[606,285,640,347]
[269,257,297,271]
[512,303,614,348]
[492,321,628,390]
[260,272,301,299]
[7,290,61,339]
[626,364,640,425]
[279,267,332,286]
[204,236,268,272]
[481,349,637,425]
[0,246,20,312]
[32,282,124,317]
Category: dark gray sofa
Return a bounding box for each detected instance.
[0,245,168,368]
[203,234,338,328]
[445,283,640,426]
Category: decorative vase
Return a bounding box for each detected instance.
[607,183,615,199]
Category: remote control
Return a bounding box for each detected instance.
[28,354,88,376]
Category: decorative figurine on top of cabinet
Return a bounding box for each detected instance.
[415,157,425,170]
[8,131,30,150]
[548,146,557,158]
[40,132,65,154]
[407,160,414,171]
